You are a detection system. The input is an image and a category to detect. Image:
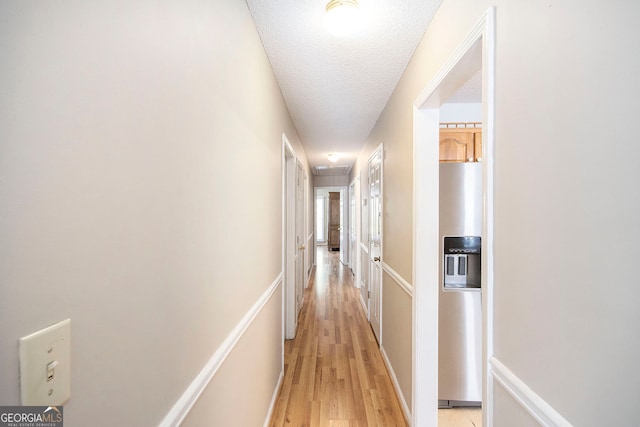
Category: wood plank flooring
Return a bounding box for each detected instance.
[269,247,408,426]
[438,408,482,426]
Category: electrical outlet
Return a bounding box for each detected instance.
[19,319,71,406]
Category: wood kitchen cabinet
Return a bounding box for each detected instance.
[439,124,482,162]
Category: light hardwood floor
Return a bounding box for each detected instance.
[269,246,483,426]
[269,247,408,426]
[438,407,482,426]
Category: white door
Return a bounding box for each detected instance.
[368,147,383,343]
[284,140,303,339]
[295,161,305,317]
[340,189,348,265]
[359,168,370,315]
[349,181,357,273]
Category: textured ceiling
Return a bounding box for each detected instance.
[246,0,443,174]
[447,70,482,103]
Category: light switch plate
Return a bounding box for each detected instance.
[19,319,71,406]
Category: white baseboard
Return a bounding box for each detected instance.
[159,273,283,427]
[359,290,368,318]
[489,356,572,427]
[263,371,284,427]
[381,346,412,425]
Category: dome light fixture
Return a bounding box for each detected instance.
[327,153,341,163]
[324,0,363,37]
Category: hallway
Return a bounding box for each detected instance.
[270,247,408,426]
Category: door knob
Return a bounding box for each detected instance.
[373,257,380,262]
[299,245,305,250]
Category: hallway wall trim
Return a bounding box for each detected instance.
[380,262,412,423]
[359,243,369,313]
[159,273,283,427]
[382,262,413,297]
[264,372,284,427]
[381,346,412,423]
[489,357,571,427]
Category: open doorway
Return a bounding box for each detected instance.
[412,8,495,427]
[437,85,483,420]
[314,186,349,267]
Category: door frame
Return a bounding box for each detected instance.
[412,8,495,427]
[313,185,348,264]
[367,144,384,345]
[348,177,360,283]
[339,188,349,265]
[283,133,300,339]
[295,160,306,313]
[358,167,370,316]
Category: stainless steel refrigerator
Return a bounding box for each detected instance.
[439,162,482,407]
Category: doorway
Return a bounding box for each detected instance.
[412,9,495,426]
[283,134,306,340]
[313,186,348,267]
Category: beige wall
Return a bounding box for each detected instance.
[314,174,350,187]
[490,1,639,424]
[380,270,413,409]
[0,1,308,425]
[354,0,640,424]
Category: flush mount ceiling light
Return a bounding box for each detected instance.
[327,153,341,162]
[324,0,363,37]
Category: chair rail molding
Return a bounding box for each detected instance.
[159,273,283,427]
[489,357,572,427]
[382,261,413,297]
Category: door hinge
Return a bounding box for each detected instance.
[368,291,370,299]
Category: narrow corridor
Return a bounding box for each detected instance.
[269,246,408,426]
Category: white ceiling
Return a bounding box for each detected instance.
[246,0,443,174]
[447,69,482,104]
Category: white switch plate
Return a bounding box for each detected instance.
[19,319,71,406]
